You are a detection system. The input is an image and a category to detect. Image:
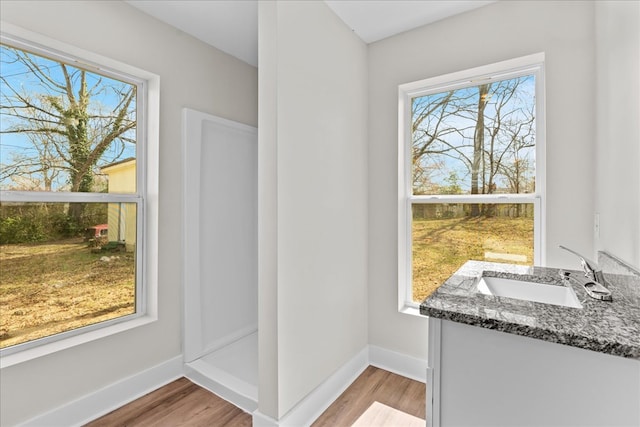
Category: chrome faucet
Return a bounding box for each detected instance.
[559,245,612,301]
[559,245,606,283]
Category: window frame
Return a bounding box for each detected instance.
[0,24,159,367]
[398,53,547,314]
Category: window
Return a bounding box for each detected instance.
[398,54,545,311]
[0,27,158,364]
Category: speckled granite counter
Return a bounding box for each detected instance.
[419,252,640,359]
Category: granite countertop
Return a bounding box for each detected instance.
[419,255,640,359]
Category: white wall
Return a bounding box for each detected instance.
[0,1,257,425]
[367,0,597,359]
[258,0,368,419]
[182,112,258,362]
[4,0,635,424]
[595,1,640,269]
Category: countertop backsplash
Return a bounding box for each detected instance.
[599,251,640,308]
[599,251,640,278]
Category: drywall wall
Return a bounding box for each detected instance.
[257,0,280,419]
[367,0,597,359]
[0,1,257,425]
[595,1,640,269]
[258,0,368,419]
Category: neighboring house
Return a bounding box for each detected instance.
[101,158,136,252]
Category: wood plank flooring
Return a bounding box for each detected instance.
[312,366,425,426]
[84,377,251,427]
[85,366,425,426]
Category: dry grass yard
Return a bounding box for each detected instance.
[0,238,135,348]
[412,216,533,302]
[1,217,532,347]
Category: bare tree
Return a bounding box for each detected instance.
[1,105,67,191]
[1,45,136,222]
[499,107,536,217]
[411,90,475,195]
[470,83,490,215]
[411,75,536,217]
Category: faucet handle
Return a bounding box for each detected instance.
[559,245,606,284]
[561,269,613,301]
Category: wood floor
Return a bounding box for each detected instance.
[85,366,425,426]
[85,377,251,427]
[312,366,425,426]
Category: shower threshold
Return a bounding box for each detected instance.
[184,331,258,413]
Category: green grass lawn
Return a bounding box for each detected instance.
[0,238,135,348]
[412,216,533,302]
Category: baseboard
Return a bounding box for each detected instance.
[368,345,427,383]
[185,360,258,414]
[252,410,280,427]
[253,346,369,427]
[16,345,426,426]
[251,345,426,426]
[18,356,183,427]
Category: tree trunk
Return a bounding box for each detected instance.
[471,84,490,216]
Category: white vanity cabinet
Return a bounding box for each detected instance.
[422,258,640,427]
[427,317,640,427]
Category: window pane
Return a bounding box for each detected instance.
[0,44,137,193]
[412,203,534,302]
[0,202,137,349]
[411,75,535,195]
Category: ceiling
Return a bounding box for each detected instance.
[126,1,496,67]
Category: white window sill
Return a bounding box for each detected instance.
[0,315,157,369]
[399,303,426,318]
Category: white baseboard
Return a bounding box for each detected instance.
[18,356,183,427]
[253,346,369,427]
[16,345,426,427]
[368,345,427,383]
[252,410,280,427]
[251,344,426,426]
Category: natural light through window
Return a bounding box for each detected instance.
[0,36,149,354]
[398,54,545,307]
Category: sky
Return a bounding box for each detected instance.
[0,43,137,191]
[411,74,536,195]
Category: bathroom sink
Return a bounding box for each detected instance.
[477,276,583,308]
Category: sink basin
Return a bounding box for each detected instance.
[477,275,583,308]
